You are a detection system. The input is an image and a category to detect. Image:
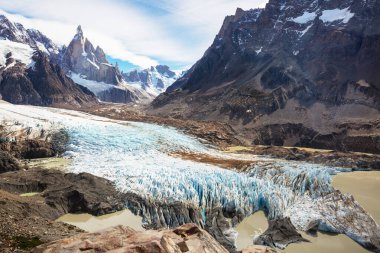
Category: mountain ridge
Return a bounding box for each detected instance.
[62,26,180,103]
[150,0,380,153]
[0,15,98,108]
[123,64,180,96]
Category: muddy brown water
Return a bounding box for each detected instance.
[236,171,380,252]
[57,209,144,232]
[333,171,380,223]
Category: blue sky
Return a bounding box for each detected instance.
[0,0,267,71]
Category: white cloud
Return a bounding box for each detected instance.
[0,0,268,68]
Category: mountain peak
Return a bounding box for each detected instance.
[235,7,245,18]
[0,14,7,22]
[75,25,84,39]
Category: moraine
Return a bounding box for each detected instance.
[0,103,379,252]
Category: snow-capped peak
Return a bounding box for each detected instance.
[74,25,84,40]
[123,65,181,96]
[0,14,60,60]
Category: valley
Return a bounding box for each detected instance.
[0,0,379,252]
[0,103,379,252]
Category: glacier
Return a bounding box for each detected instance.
[0,103,379,251]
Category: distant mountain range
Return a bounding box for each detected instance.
[123,65,181,96]
[0,16,180,106]
[151,0,380,153]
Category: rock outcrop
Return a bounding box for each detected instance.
[151,0,380,154]
[0,169,125,216]
[253,217,309,249]
[240,245,277,253]
[35,224,229,253]
[0,168,127,252]
[0,151,21,173]
[125,192,236,251]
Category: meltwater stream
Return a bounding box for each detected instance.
[1,104,379,251]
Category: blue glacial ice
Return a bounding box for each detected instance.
[1,104,379,250]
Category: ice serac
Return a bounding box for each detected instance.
[151,0,380,154]
[123,65,180,96]
[0,16,98,108]
[61,25,152,104]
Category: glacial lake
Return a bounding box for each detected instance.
[57,209,144,232]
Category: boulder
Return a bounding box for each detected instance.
[0,151,21,173]
[253,217,309,249]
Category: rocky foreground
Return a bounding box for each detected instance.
[35,224,230,253]
[35,223,278,253]
[0,169,126,252]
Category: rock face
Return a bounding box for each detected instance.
[0,151,21,173]
[97,85,152,104]
[253,217,309,249]
[123,65,180,96]
[0,15,60,60]
[151,0,380,154]
[61,26,122,85]
[35,224,229,253]
[0,16,98,108]
[61,26,153,104]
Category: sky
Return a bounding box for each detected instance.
[0,0,268,71]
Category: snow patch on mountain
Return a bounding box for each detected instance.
[35,41,50,55]
[69,72,114,94]
[299,23,313,37]
[292,7,354,25]
[320,7,354,24]
[292,11,317,24]
[0,39,34,68]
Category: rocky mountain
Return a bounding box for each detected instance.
[0,15,60,59]
[151,0,380,153]
[123,65,180,96]
[61,25,122,85]
[0,15,98,108]
[61,26,153,104]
